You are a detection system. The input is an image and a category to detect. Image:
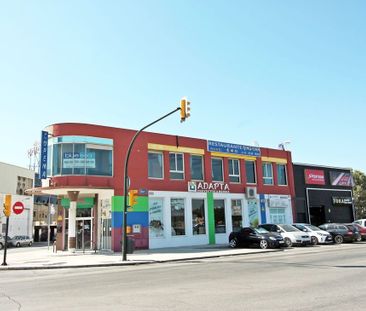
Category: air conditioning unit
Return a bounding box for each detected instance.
[246,187,257,199]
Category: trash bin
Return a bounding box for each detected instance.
[127,237,135,254]
[121,237,135,254]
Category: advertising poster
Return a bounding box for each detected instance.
[304,169,325,185]
[62,152,96,168]
[248,200,259,228]
[329,171,354,186]
[149,198,164,238]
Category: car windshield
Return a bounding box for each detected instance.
[305,225,322,231]
[279,224,299,232]
[255,228,269,234]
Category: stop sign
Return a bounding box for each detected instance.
[12,201,25,215]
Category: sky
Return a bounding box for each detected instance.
[0,1,365,173]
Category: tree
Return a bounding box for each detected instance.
[352,170,366,219]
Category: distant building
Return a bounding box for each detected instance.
[31,123,296,252]
[0,162,34,238]
[293,163,355,225]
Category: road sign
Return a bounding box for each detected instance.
[12,201,25,215]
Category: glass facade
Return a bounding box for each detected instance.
[48,136,113,177]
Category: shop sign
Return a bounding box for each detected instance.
[40,131,48,179]
[188,181,230,193]
[332,197,353,205]
[62,152,96,168]
[329,171,354,187]
[268,195,290,208]
[304,169,325,185]
[207,140,261,157]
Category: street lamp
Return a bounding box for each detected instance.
[122,99,191,261]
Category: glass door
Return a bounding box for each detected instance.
[76,218,92,251]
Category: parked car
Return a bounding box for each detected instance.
[344,224,362,242]
[228,227,285,249]
[354,219,366,227]
[8,235,33,247]
[292,223,333,245]
[0,234,4,250]
[258,224,311,247]
[318,223,358,244]
[352,223,366,241]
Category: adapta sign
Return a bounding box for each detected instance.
[188,181,230,193]
[12,201,25,215]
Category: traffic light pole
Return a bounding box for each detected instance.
[1,216,10,266]
[122,107,181,261]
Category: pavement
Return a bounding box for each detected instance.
[0,243,283,270]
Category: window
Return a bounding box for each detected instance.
[49,136,113,177]
[171,198,185,236]
[231,199,243,232]
[212,158,223,182]
[149,198,164,238]
[228,159,240,183]
[269,208,286,224]
[148,152,163,179]
[214,199,226,233]
[190,155,203,180]
[262,162,273,185]
[277,164,287,185]
[192,199,206,235]
[169,153,184,180]
[245,160,256,184]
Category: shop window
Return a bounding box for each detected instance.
[86,146,112,176]
[190,155,203,181]
[246,160,256,184]
[212,158,223,182]
[148,152,163,179]
[231,199,243,232]
[277,164,287,186]
[149,198,164,238]
[269,208,286,224]
[171,198,185,236]
[262,162,273,185]
[169,153,184,180]
[228,159,240,183]
[192,199,206,235]
[214,199,226,233]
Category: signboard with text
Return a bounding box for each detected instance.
[207,140,261,157]
[329,171,354,187]
[304,169,325,185]
[40,131,48,179]
[62,152,96,168]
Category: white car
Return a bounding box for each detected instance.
[292,223,333,245]
[258,224,311,247]
[354,219,366,227]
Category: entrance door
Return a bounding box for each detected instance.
[100,218,112,250]
[310,206,325,226]
[76,219,92,251]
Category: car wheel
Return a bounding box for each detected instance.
[0,242,3,250]
[284,237,292,247]
[16,242,20,247]
[311,236,318,245]
[259,240,268,249]
[229,238,238,248]
[29,242,32,247]
[334,235,343,244]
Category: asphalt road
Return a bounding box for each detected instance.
[1,243,365,311]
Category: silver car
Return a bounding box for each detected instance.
[0,234,4,249]
[9,235,33,247]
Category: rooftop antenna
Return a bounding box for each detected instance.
[278,141,291,151]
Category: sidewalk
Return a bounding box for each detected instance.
[0,244,282,270]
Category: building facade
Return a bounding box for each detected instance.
[36,123,296,252]
[0,162,34,239]
[293,163,355,226]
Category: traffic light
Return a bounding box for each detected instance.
[180,97,191,122]
[3,194,11,217]
[128,190,138,207]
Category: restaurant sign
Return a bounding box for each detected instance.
[188,181,230,193]
[332,197,353,205]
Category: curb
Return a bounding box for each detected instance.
[0,248,284,271]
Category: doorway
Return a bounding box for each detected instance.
[76,218,92,251]
[310,206,325,226]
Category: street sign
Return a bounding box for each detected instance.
[12,201,25,215]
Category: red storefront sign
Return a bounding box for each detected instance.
[304,169,325,185]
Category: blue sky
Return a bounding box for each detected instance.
[0,1,365,173]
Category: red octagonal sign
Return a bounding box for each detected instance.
[13,201,25,215]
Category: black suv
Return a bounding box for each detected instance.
[318,223,358,244]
